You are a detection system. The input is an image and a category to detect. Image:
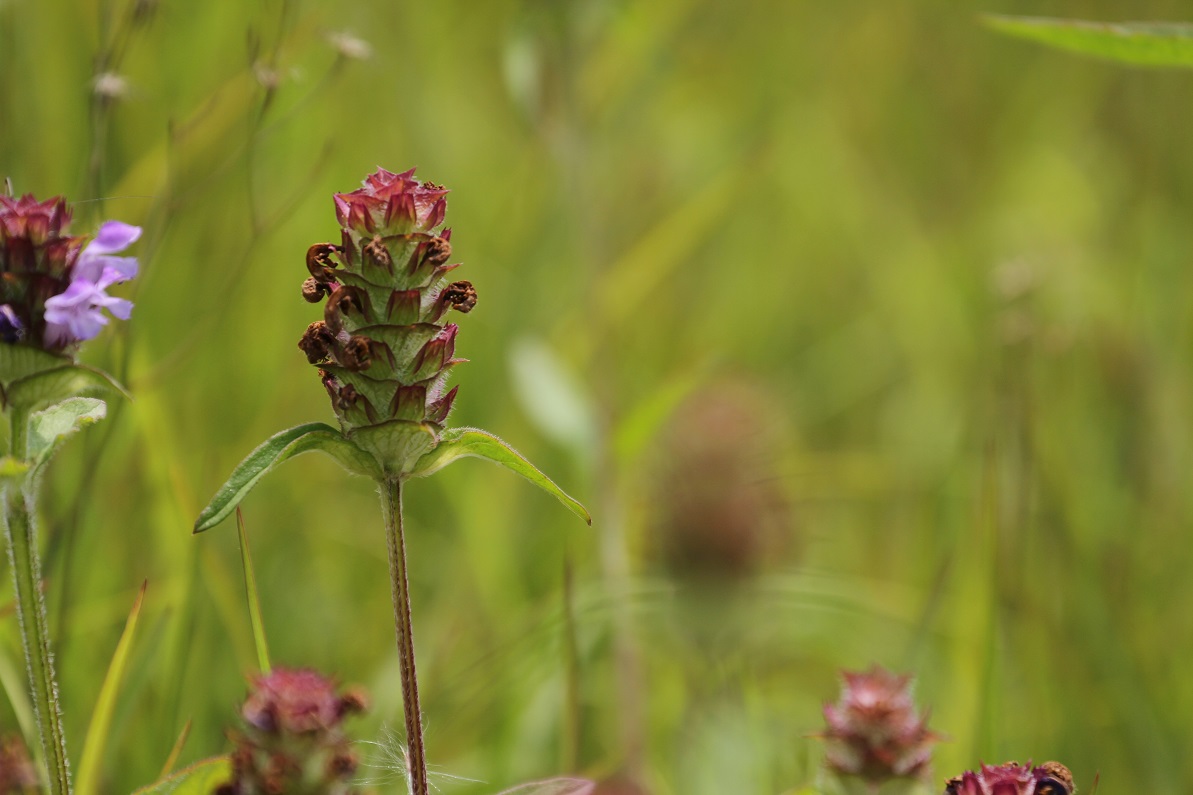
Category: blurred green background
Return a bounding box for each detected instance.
[4,0,1193,792]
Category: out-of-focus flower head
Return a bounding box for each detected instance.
[0,193,139,353]
[218,667,367,795]
[944,761,1074,795]
[821,666,938,788]
[0,733,37,793]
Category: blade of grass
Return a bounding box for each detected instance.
[158,719,192,779]
[984,14,1193,67]
[76,581,148,795]
[235,507,271,674]
[0,644,36,757]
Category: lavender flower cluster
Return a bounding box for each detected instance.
[0,194,139,352]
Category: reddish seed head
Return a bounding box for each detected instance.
[299,168,475,471]
[944,761,1075,795]
[821,666,938,785]
[333,167,449,236]
[221,666,368,795]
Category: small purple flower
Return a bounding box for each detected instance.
[0,305,22,343]
[44,220,140,347]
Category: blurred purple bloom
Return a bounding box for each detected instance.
[44,220,140,347]
[0,305,22,343]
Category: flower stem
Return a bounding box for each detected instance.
[5,407,71,795]
[381,477,428,795]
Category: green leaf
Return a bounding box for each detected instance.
[4,363,128,414]
[984,14,1193,67]
[77,582,147,795]
[131,757,231,795]
[194,423,381,533]
[27,397,107,474]
[0,343,71,386]
[409,427,591,525]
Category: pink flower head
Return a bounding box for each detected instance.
[333,167,449,236]
[44,221,140,347]
[944,761,1074,795]
[241,667,361,735]
[821,666,938,785]
[219,666,367,795]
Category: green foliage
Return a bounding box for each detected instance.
[985,14,1193,67]
[76,582,147,795]
[410,427,592,524]
[193,423,381,533]
[235,509,272,675]
[129,757,231,795]
[27,397,106,475]
[5,0,1193,792]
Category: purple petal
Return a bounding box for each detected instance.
[74,222,141,283]
[88,221,141,254]
[96,258,138,286]
[44,275,135,345]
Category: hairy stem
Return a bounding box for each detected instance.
[5,408,71,794]
[381,477,428,795]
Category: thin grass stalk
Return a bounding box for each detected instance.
[381,477,428,795]
[4,408,70,794]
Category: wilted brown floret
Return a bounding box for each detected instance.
[340,335,373,371]
[298,321,335,364]
[302,277,334,303]
[419,236,452,268]
[440,280,477,314]
[306,243,341,282]
[323,286,361,334]
[363,234,393,270]
[334,384,359,412]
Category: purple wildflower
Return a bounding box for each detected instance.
[44,221,140,347]
[0,195,140,352]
